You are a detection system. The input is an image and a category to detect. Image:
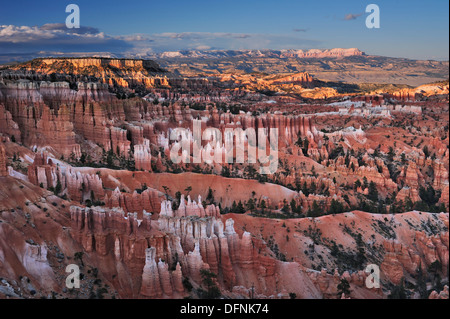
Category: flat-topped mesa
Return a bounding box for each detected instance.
[269,72,315,85]
[13,57,166,75]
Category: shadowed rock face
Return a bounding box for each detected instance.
[0,177,447,299]
[0,55,449,299]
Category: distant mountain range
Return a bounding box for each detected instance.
[149,48,365,59]
[0,48,365,65]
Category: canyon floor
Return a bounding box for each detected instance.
[0,53,448,299]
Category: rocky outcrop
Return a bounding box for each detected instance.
[307,268,375,299]
[158,197,278,293]
[429,285,449,299]
[11,58,167,92]
[396,187,421,204]
[140,247,183,297]
[381,231,449,285]
[160,195,221,219]
[433,160,449,191]
[0,142,7,177]
[104,187,163,216]
[21,242,56,291]
[65,167,104,202]
[134,142,152,171]
[440,185,449,208]
[398,161,422,189]
[0,104,21,140]
[70,206,152,255]
[27,152,104,202]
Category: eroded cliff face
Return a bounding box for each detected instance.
[69,197,381,299]
[68,196,285,298]
[0,166,448,299]
[4,58,216,96]
[10,58,167,91]
[0,56,448,299]
[0,141,7,177]
[0,79,150,158]
[381,231,449,285]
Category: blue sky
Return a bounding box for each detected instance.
[0,0,448,60]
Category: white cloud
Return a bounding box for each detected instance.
[0,24,132,53]
[0,24,322,59]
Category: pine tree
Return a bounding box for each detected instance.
[236,201,245,214]
[368,181,379,201]
[337,278,351,297]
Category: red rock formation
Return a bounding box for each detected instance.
[134,143,152,171]
[27,152,58,189]
[65,167,104,202]
[396,187,421,204]
[0,104,21,141]
[70,205,187,298]
[127,124,145,145]
[398,161,422,189]
[440,184,449,208]
[0,142,7,176]
[140,248,163,297]
[388,89,422,102]
[381,230,449,285]
[12,58,167,91]
[162,194,221,219]
[27,153,104,201]
[1,51,448,300]
[104,187,163,216]
[157,198,281,293]
[110,127,131,158]
[429,285,449,299]
[70,206,152,253]
[433,160,449,191]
